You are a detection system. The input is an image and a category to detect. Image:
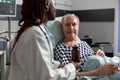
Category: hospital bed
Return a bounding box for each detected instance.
[45,17,120,80]
[0,36,9,80]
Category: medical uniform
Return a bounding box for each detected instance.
[8,24,76,80]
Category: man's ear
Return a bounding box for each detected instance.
[45,0,50,11]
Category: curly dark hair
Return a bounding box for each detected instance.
[12,0,52,49]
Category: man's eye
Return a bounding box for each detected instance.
[73,23,76,26]
[65,23,70,26]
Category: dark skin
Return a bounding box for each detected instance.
[45,0,56,21]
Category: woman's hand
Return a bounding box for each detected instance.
[59,63,64,68]
[70,60,82,68]
[98,63,116,75]
[59,60,82,68]
[95,49,105,57]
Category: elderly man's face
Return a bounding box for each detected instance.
[62,16,79,40]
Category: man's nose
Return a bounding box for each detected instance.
[69,24,74,29]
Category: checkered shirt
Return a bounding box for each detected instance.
[54,41,94,72]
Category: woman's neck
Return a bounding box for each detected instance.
[64,37,81,46]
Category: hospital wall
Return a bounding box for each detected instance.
[71,0,119,55]
[0,0,73,38]
[71,0,116,45]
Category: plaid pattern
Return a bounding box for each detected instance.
[54,41,94,72]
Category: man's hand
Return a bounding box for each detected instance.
[95,49,105,57]
[98,63,116,75]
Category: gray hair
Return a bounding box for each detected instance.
[61,14,80,25]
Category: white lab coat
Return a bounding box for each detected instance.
[8,25,76,80]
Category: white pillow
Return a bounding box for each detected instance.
[45,17,63,49]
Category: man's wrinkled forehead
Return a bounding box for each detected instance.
[62,15,80,26]
[63,16,77,23]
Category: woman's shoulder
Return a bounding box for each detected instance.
[56,42,64,47]
[26,26,43,36]
[21,26,43,41]
[80,40,88,45]
[28,26,40,32]
[78,40,91,47]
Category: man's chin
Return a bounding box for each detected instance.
[67,35,76,39]
[49,17,55,20]
[48,14,56,20]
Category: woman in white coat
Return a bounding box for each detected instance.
[8,0,78,80]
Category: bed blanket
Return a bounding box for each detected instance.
[78,55,120,80]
